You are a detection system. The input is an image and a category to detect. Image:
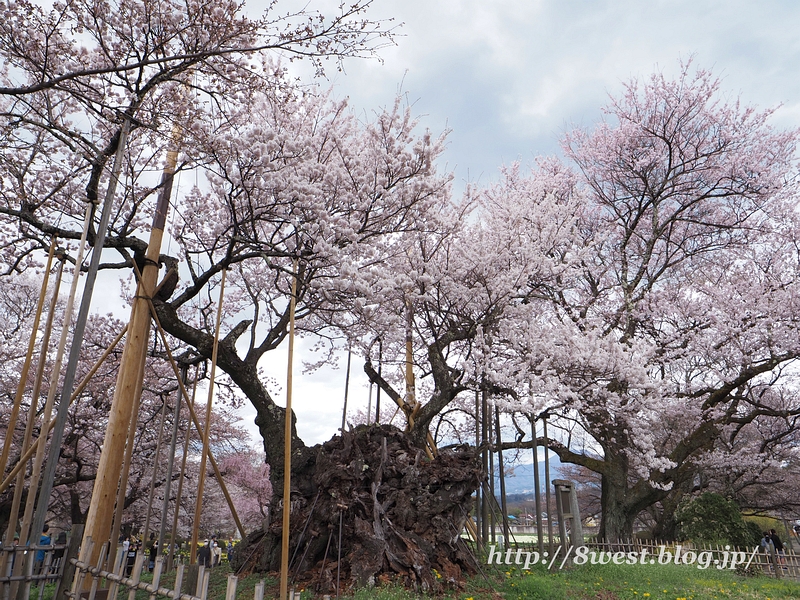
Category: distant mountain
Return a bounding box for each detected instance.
[490,454,564,496]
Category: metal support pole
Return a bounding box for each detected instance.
[32,118,131,557]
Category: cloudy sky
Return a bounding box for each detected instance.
[240,0,800,447]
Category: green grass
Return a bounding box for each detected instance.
[474,561,800,600]
[76,557,800,599]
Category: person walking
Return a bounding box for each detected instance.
[770,529,787,569]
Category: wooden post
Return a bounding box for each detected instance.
[474,390,481,550]
[190,269,226,563]
[54,524,84,600]
[173,563,185,597]
[279,259,299,600]
[480,386,489,547]
[225,574,238,600]
[127,552,146,600]
[108,353,147,571]
[254,580,265,600]
[148,556,164,600]
[81,136,178,575]
[404,298,415,412]
[488,392,495,544]
[375,338,382,422]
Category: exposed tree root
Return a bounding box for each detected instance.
[232,424,482,594]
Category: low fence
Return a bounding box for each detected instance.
[504,536,798,579]
[66,539,278,600]
[0,542,69,600]
[584,538,797,578]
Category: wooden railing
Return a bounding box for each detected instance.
[0,542,69,600]
[66,539,273,600]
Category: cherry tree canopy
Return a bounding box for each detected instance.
[481,64,800,540]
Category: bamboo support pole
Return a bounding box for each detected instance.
[145,300,244,537]
[5,251,64,553]
[0,324,127,496]
[159,365,188,563]
[169,371,198,570]
[19,255,69,546]
[9,261,67,600]
[190,269,227,564]
[279,260,299,600]
[142,399,169,546]
[0,239,56,481]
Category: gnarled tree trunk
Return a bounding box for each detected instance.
[232,425,482,594]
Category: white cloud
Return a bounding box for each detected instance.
[238,0,800,446]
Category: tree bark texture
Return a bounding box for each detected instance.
[232,425,482,594]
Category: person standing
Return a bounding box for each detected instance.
[148,541,158,572]
[34,524,51,576]
[211,538,221,567]
[197,540,211,568]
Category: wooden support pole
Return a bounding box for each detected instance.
[81,135,177,574]
[279,259,299,600]
[474,390,482,550]
[404,298,415,412]
[108,362,146,571]
[543,414,554,554]
[494,405,510,544]
[190,269,226,564]
[340,349,351,432]
[375,338,382,423]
